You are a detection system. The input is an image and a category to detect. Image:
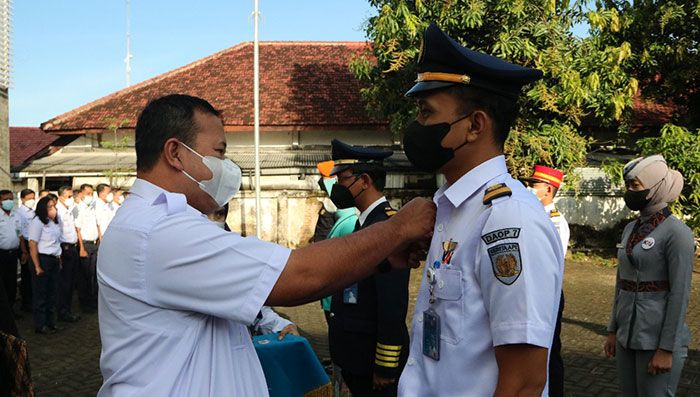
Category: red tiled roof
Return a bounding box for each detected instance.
[630,94,674,128]
[10,127,59,167]
[41,41,385,134]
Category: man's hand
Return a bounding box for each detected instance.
[389,198,436,242]
[388,240,430,270]
[372,373,395,390]
[35,265,44,277]
[277,324,299,340]
[648,349,673,375]
[79,248,88,258]
[20,252,28,264]
[604,332,616,358]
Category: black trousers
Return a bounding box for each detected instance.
[58,243,79,316]
[548,293,565,397]
[77,241,98,310]
[19,256,32,310]
[31,254,60,330]
[342,370,397,397]
[0,248,19,309]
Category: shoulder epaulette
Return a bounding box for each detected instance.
[550,209,561,218]
[384,206,397,217]
[483,183,512,205]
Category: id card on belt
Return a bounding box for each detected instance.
[422,309,440,361]
[343,283,358,304]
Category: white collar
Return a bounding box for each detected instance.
[359,196,387,227]
[434,155,508,208]
[544,202,556,212]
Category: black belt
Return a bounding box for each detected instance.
[39,253,60,259]
[619,279,670,292]
[61,242,78,247]
[0,248,18,254]
[82,240,97,245]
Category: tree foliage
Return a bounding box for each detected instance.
[350,0,638,181]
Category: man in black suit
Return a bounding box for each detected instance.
[327,139,410,397]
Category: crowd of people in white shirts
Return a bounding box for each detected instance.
[0,183,126,334]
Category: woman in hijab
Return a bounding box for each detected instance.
[604,154,696,396]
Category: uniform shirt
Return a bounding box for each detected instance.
[28,217,62,257]
[97,179,290,396]
[398,155,563,397]
[75,202,99,242]
[545,203,570,256]
[57,201,78,244]
[95,199,114,233]
[109,202,121,216]
[0,210,20,250]
[607,213,695,351]
[17,204,35,240]
[255,306,293,335]
[359,196,387,226]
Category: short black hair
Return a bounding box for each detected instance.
[20,189,35,199]
[35,196,58,225]
[96,183,111,194]
[58,186,72,196]
[447,85,519,147]
[80,184,94,192]
[352,164,387,191]
[135,94,222,172]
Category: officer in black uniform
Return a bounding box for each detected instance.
[327,139,410,397]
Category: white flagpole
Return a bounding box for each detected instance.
[253,0,262,238]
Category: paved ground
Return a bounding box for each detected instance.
[15,258,700,396]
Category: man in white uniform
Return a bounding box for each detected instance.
[524,165,570,396]
[94,183,113,234]
[396,23,564,397]
[75,184,100,313]
[17,189,35,312]
[97,94,435,396]
[56,186,81,323]
[0,190,21,315]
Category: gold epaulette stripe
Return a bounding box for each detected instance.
[375,359,400,368]
[376,348,400,357]
[550,210,561,218]
[375,353,400,362]
[385,209,397,216]
[376,343,402,351]
[483,184,512,205]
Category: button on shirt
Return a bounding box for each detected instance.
[18,205,35,240]
[57,202,78,244]
[398,156,563,397]
[97,179,290,396]
[0,210,20,250]
[75,203,99,242]
[28,217,62,257]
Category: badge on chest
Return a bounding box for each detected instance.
[422,309,440,361]
[641,237,655,250]
[488,243,522,285]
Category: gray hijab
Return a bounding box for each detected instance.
[623,154,684,216]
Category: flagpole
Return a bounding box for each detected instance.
[253,0,262,238]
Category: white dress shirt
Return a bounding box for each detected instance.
[95,199,114,233]
[545,203,570,256]
[358,196,387,227]
[17,204,35,240]
[75,203,99,242]
[57,201,78,244]
[97,179,290,396]
[28,217,62,257]
[398,156,563,397]
[0,210,20,250]
[255,306,294,335]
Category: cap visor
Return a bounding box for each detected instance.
[405,81,457,97]
[330,165,352,176]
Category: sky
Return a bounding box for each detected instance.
[10,0,376,126]
[10,1,588,127]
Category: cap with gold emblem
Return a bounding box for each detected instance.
[405,23,543,98]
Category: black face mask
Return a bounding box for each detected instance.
[624,189,651,211]
[403,113,472,173]
[330,176,364,209]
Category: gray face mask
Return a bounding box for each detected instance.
[179,142,242,207]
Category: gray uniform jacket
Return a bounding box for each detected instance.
[607,214,695,351]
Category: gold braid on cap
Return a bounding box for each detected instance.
[416,72,471,85]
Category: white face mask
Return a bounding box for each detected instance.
[213,221,226,230]
[117,196,125,204]
[24,199,36,209]
[180,142,242,207]
[64,198,75,208]
[527,186,544,202]
[106,193,114,203]
[83,195,94,205]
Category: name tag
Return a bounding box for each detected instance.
[343,284,358,304]
[422,309,440,361]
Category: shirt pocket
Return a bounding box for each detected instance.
[434,269,464,344]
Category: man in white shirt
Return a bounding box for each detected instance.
[75,184,100,313]
[0,190,21,316]
[56,186,81,323]
[94,184,113,234]
[524,165,570,397]
[17,189,35,312]
[110,188,124,215]
[97,94,435,396]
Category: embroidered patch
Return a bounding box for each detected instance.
[488,243,522,285]
[641,237,655,250]
[481,228,521,245]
